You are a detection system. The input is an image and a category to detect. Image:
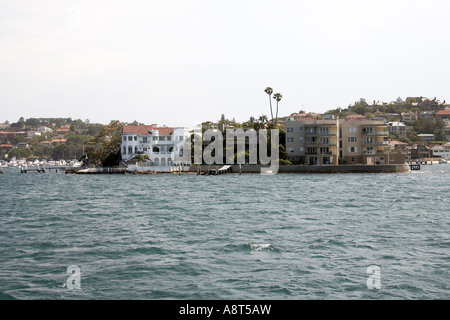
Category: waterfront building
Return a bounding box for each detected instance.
[430,144,450,159]
[121,125,191,166]
[285,117,394,165]
[285,118,340,165]
[340,119,390,165]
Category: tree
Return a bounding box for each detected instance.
[265,87,274,122]
[85,120,124,166]
[8,148,31,160]
[52,144,69,160]
[273,92,283,126]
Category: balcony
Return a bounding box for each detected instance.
[363,131,389,136]
[362,140,389,146]
[364,150,387,155]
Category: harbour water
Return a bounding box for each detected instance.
[0,165,449,300]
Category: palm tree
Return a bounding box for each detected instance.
[265,87,274,122]
[259,114,269,127]
[273,93,283,126]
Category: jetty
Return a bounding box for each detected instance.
[69,167,127,174]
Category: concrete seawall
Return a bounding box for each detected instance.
[189,164,411,174]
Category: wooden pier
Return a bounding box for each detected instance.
[198,165,233,175]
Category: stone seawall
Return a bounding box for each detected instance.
[189,164,411,174]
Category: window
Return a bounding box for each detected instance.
[143,137,148,143]
[300,147,304,152]
[349,146,358,153]
[348,137,357,143]
[128,146,133,154]
[123,147,126,155]
[134,136,137,141]
[123,136,126,142]
[179,136,184,141]
[128,136,132,141]
[160,136,166,141]
[319,127,329,135]
[153,136,158,141]
[348,127,357,133]
[299,127,303,132]
[320,137,329,144]
[351,157,356,162]
[167,136,172,141]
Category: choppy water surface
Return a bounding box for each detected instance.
[0,165,449,300]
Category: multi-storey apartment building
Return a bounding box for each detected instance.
[387,122,407,137]
[285,119,339,165]
[340,119,390,165]
[285,118,391,165]
[121,125,191,166]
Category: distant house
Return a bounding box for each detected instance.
[437,109,450,120]
[419,111,434,119]
[56,125,71,134]
[0,144,13,152]
[418,134,435,142]
[387,122,407,137]
[430,144,450,159]
[289,111,308,121]
[389,140,408,152]
[51,139,67,144]
[401,111,418,123]
[26,131,41,138]
[38,126,53,133]
[409,145,431,160]
[17,142,29,149]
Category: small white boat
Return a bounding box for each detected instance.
[439,159,448,164]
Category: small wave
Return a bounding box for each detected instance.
[249,244,275,251]
[223,243,281,253]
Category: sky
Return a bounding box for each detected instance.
[1,0,450,129]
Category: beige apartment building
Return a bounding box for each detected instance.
[340,119,390,165]
[285,119,340,165]
[285,118,394,165]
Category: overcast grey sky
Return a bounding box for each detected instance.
[1,0,449,128]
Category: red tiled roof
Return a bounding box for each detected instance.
[437,110,450,115]
[0,144,13,147]
[123,125,174,136]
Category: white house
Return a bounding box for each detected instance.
[430,144,450,159]
[121,125,191,166]
[38,126,53,133]
[26,131,41,138]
